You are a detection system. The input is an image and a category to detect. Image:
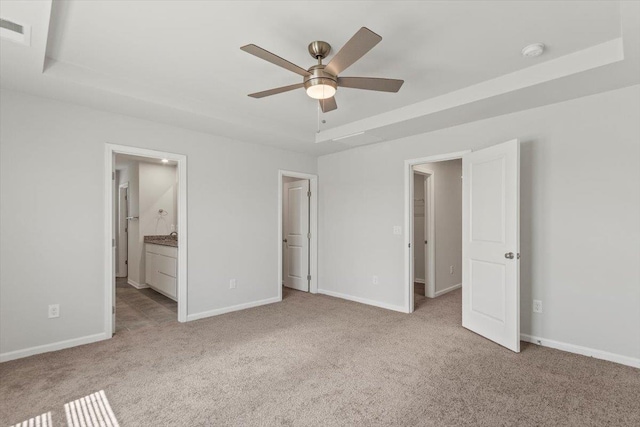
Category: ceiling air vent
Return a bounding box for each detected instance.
[0,18,31,46]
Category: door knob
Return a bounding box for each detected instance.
[505,252,515,259]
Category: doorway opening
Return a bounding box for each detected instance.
[278,170,318,299]
[105,144,188,339]
[405,141,521,353]
[412,160,462,311]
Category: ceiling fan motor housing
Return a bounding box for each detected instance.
[304,64,337,91]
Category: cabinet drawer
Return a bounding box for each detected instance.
[145,243,178,258]
[156,254,177,278]
[155,272,177,299]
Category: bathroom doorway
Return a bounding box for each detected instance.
[106,144,188,338]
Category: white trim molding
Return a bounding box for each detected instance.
[127,279,149,289]
[0,333,109,363]
[435,283,462,297]
[520,334,640,369]
[318,289,406,313]
[187,297,280,322]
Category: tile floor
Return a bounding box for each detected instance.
[115,277,177,332]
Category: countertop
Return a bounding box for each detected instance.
[144,235,178,248]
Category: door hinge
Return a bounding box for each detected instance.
[112,171,115,181]
[307,232,311,239]
[307,191,311,198]
[408,243,411,248]
[125,227,127,233]
[307,274,311,281]
[112,238,115,247]
[112,306,115,314]
[125,260,128,265]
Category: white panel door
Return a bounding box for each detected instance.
[283,179,310,291]
[462,139,520,352]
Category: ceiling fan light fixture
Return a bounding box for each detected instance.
[306,81,337,100]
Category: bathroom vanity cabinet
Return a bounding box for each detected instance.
[145,243,178,301]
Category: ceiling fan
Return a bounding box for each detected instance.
[240,27,404,113]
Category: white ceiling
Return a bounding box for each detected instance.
[1,1,638,156]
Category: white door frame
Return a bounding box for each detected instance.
[404,151,470,313]
[104,143,188,336]
[278,170,318,299]
[413,168,435,298]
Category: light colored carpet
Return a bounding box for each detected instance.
[1,288,639,426]
[65,390,119,427]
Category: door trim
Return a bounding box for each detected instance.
[104,143,188,337]
[278,170,318,299]
[404,151,470,313]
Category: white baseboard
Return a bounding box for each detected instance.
[127,278,148,289]
[414,279,425,284]
[186,296,281,322]
[317,289,407,313]
[435,283,461,297]
[0,332,109,363]
[520,334,640,369]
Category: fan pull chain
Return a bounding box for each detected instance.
[317,101,321,133]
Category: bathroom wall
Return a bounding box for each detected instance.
[138,162,178,284]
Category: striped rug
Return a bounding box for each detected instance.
[64,390,120,427]
[10,412,52,427]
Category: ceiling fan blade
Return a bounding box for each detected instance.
[338,77,404,93]
[319,97,337,113]
[241,44,311,77]
[324,27,382,76]
[248,83,304,98]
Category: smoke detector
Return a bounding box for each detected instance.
[521,43,545,58]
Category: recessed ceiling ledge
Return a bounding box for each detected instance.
[315,37,625,144]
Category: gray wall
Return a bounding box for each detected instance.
[318,85,640,360]
[0,89,316,356]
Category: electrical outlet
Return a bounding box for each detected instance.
[229,279,237,289]
[533,300,543,313]
[372,275,379,285]
[450,265,454,275]
[48,304,60,318]
[393,226,402,235]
